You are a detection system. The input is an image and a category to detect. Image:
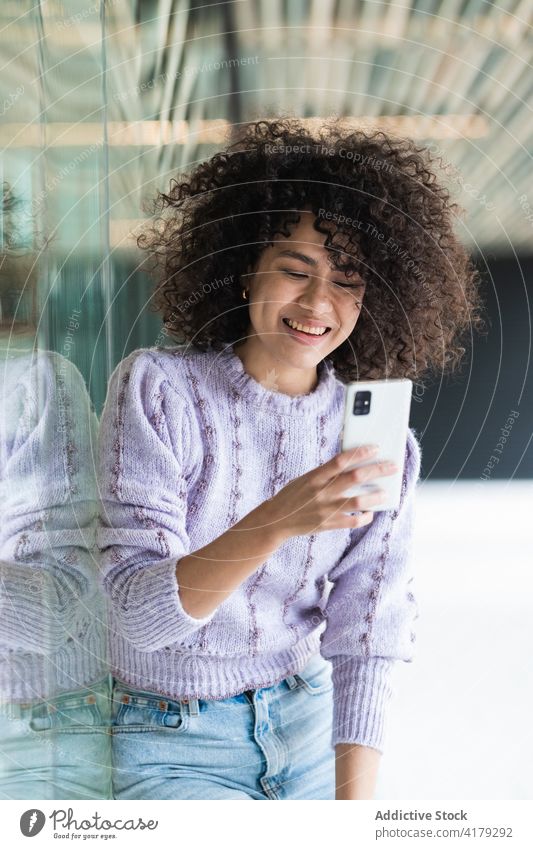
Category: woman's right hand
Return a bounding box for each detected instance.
[173,444,398,620]
[259,445,399,539]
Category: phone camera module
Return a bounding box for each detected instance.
[353,390,371,416]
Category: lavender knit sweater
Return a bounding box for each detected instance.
[0,351,106,701]
[97,343,421,751]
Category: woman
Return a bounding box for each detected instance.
[97,118,482,800]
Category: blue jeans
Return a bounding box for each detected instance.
[111,653,335,800]
[0,678,112,800]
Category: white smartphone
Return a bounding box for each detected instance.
[341,378,413,512]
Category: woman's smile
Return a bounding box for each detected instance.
[281,316,333,345]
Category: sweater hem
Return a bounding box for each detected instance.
[109,629,322,701]
[0,655,108,703]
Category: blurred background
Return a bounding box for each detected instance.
[1,0,531,799]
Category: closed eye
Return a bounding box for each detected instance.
[281,267,365,291]
[281,268,308,279]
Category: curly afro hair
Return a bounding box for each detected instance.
[138,117,484,383]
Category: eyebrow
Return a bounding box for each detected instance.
[276,249,318,267]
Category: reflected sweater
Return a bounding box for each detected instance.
[0,351,106,701]
[97,344,422,751]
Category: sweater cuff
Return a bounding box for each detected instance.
[113,558,217,651]
[330,655,396,752]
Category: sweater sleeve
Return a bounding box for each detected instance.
[0,351,99,652]
[97,350,217,652]
[319,427,422,752]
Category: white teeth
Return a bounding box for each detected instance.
[285,319,328,336]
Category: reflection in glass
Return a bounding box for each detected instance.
[0,183,110,800]
[0,346,111,800]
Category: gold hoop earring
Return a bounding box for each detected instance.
[242,289,249,300]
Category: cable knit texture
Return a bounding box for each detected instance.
[0,351,106,701]
[97,343,422,751]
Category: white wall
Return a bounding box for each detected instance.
[377,480,533,799]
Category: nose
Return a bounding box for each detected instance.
[295,275,333,313]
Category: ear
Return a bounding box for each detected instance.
[241,263,255,282]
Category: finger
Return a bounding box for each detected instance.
[335,489,386,511]
[329,462,398,494]
[350,511,375,528]
[353,460,399,481]
[316,444,379,484]
[325,510,375,530]
[315,490,383,528]
[339,443,379,458]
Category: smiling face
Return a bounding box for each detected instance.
[235,211,366,392]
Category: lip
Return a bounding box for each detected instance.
[281,317,333,346]
[282,315,332,329]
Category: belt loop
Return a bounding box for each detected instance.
[285,674,298,690]
[0,703,24,720]
[187,697,199,716]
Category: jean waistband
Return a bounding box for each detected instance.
[0,677,111,720]
[112,670,301,715]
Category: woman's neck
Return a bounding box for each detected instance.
[232,337,319,397]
